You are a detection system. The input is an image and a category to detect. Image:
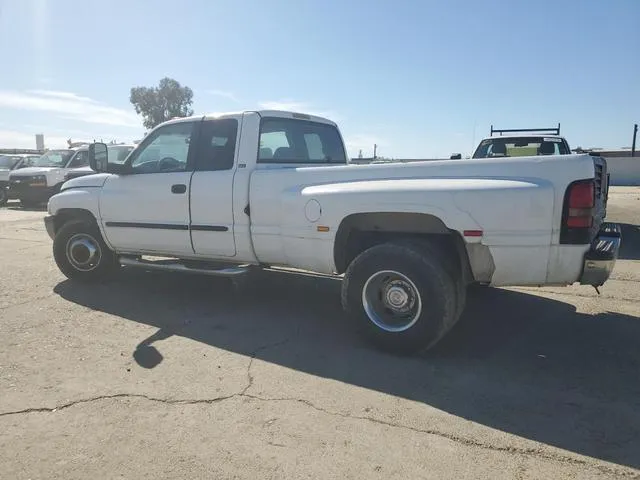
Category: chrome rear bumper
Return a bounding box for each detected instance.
[579,223,621,287]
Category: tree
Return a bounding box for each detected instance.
[129,77,194,130]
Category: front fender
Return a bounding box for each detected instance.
[47,187,111,248]
[48,187,101,217]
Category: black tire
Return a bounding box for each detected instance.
[0,187,7,206]
[342,240,460,355]
[401,238,467,325]
[53,220,119,282]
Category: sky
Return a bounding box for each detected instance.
[0,0,638,158]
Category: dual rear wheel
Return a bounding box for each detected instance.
[342,240,466,354]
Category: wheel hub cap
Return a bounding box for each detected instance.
[385,283,411,310]
[66,233,101,271]
[362,270,423,333]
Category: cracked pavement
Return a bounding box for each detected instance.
[1,189,640,479]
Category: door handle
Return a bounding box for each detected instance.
[171,184,186,194]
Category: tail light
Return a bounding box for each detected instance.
[561,179,595,244]
[566,181,594,227]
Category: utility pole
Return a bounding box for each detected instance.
[632,124,638,157]
[373,144,377,159]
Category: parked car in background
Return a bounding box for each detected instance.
[469,125,610,216]
[0,154,41,205]
[471,125,572,159]
[8,146,89,207]
[63,144,135,181]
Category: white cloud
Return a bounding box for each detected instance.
[28,89,97,103]
[206,89,240,103]
[258,100,339,121]
[0,129,68,149]
[0,90,140,128]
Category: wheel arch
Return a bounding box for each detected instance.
[333,212,474,283]
[51,208,99,237]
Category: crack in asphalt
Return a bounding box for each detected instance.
[241,394,640,479]
[1,391,638,478]
[0,293,55,311]
[0,236,48,244]
[0,392,239,417]
[1,336,637,478]
[241,337,292,396]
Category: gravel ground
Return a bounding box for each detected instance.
[1,188,639,479]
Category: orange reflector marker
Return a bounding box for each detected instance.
[317,226,330,232]
[463,230,483,237]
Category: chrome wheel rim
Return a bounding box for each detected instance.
[362,270,422,332]
[66,233,102,272]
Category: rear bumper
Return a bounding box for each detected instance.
[579,222,621,287]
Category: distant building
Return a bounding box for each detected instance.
[35,134,44,151]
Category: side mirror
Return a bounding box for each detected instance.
[89,143,108,172]
[450,153,462,160]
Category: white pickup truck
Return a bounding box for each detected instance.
[44,110,621,353]
[9,146,89,207]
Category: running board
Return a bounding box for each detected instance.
[119,256,250,277]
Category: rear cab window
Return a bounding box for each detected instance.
[473,137,570,158]
[258,118,347,165]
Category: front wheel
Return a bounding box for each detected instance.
[0,187,7,206]
[342,241,460,355]
[53,220,119,281]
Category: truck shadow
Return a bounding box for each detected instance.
[618,223,640,260]
[54,269,640,470]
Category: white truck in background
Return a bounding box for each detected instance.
[44,110,621,354]
[0,153,41,205]
[63,144,136,182]
[8,146,90,207]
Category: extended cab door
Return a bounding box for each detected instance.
[99,120,196,256]
[189,118,238,257]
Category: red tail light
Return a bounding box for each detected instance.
[566,180,594,228]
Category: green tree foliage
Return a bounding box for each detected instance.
[130,77,194,129]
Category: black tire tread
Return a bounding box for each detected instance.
[342,240,459,354]
[53,220,118,282]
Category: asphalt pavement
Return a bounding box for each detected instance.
[1,188,639,479]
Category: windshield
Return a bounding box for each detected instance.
[0,155,21,169]
[473,137,570,158]
[34,150,75,167]
[108,145,134,164]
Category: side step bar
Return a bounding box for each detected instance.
[119,256,250,277]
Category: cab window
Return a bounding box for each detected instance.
[195,119,238,171]
[258,118,346,164]
[67,150,89,168]
[128,122,194,173]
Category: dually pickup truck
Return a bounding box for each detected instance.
[44,110,621,354]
